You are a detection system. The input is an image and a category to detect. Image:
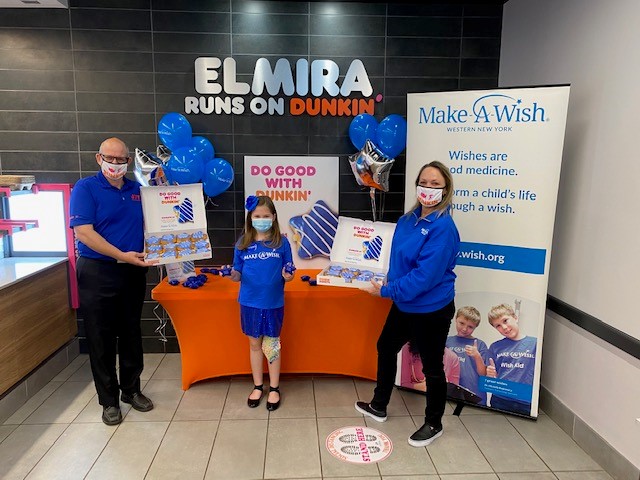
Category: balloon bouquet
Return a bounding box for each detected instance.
[134,112,234,198]
[134,112,235,341]
[347,113,407,221]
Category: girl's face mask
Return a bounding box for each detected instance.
[417,185,444,207]
[252,218,273,232]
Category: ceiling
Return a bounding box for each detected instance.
[0,0,67,7]
[0,0,506,8]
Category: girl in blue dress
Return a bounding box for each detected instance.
[228,195,295,411]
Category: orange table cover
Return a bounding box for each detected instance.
[152,269,392,390]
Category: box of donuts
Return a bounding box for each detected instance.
[140,184,212,265]
[316,216,396,289]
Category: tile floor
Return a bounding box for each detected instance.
[0,353,614,480]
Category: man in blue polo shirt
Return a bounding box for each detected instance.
[70,137,155,426]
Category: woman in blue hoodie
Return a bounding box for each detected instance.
[356,160,460,448]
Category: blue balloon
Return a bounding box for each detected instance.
[190,136,215,163]
[348,114,378,150]
[376,114,407,158]
[202,158,234,197]
[158,112,192,151]
[165,147,204,184]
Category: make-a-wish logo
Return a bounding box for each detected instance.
[418,94,547,125]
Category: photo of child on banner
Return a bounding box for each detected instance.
[347,114,407,221]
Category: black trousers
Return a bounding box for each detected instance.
[77,257,147,407]
[371,300,455,429]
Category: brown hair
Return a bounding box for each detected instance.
[409,160,454,216]
[237,195,283,250]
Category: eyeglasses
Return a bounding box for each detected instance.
[99,153,131,165]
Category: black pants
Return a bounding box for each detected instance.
[77,257,147,407]
[372,300,455,429]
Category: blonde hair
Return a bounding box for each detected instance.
[237,195,283,250]
[488,303,517,326]
[456,306,481,326]
[409,161,454,216]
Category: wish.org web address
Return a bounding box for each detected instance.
[457,248,505,265]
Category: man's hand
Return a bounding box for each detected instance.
[361,278,383,296]
[120,251,157,267]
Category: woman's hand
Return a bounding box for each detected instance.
[361,278,383,296]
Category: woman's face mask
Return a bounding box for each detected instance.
[417,185,444,207]
[101,160,128,180]
[252,218,273,232]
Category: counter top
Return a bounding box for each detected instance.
[0,257,68,291]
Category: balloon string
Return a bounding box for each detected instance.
[154,265,168,343]
[380,191,386,221]
[370,187,377,222]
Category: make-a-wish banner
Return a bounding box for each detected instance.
[400,86,570,418]
[244,156,339,269]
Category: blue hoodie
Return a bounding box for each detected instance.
[380,206,459,313]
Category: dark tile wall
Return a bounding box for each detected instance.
[0,1,502,353]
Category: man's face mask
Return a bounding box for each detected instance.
[101,160,128,180]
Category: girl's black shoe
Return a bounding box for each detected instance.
[266,386,280,411]
[247,384,264,408]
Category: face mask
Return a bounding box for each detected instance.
[417,185,443,207]
[252,218,273,233]
[101,160,128,180]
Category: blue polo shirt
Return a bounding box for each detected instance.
[69,172,144,261]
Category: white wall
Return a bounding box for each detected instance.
[500,0,640,468]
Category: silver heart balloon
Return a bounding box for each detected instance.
[134,148,168,187]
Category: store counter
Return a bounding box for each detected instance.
[152,269,392,390]
[0,258,76,395]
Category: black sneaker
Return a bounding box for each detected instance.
[408,423,443,447]
[121,392,154,412]
[354,401,387,423]
[102,406,122,426]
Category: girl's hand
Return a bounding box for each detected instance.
[282,267,294,282]
[361,278,382,296]
[222,265,240,281]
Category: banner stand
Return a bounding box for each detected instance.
[400,86,570,418]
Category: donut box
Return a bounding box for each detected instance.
[140,183,212,265]
[316,216,396,289]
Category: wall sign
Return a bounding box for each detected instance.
[185,57,381,117]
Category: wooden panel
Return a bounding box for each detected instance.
[0,262,76,395]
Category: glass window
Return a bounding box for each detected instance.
[6,191,67,254]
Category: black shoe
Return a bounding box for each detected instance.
[408,423,443,447]
[247,384,264,408]
[102,406,122,426]
[121,392,154,412]
[354,401,387,423]
[266,386,280,411]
